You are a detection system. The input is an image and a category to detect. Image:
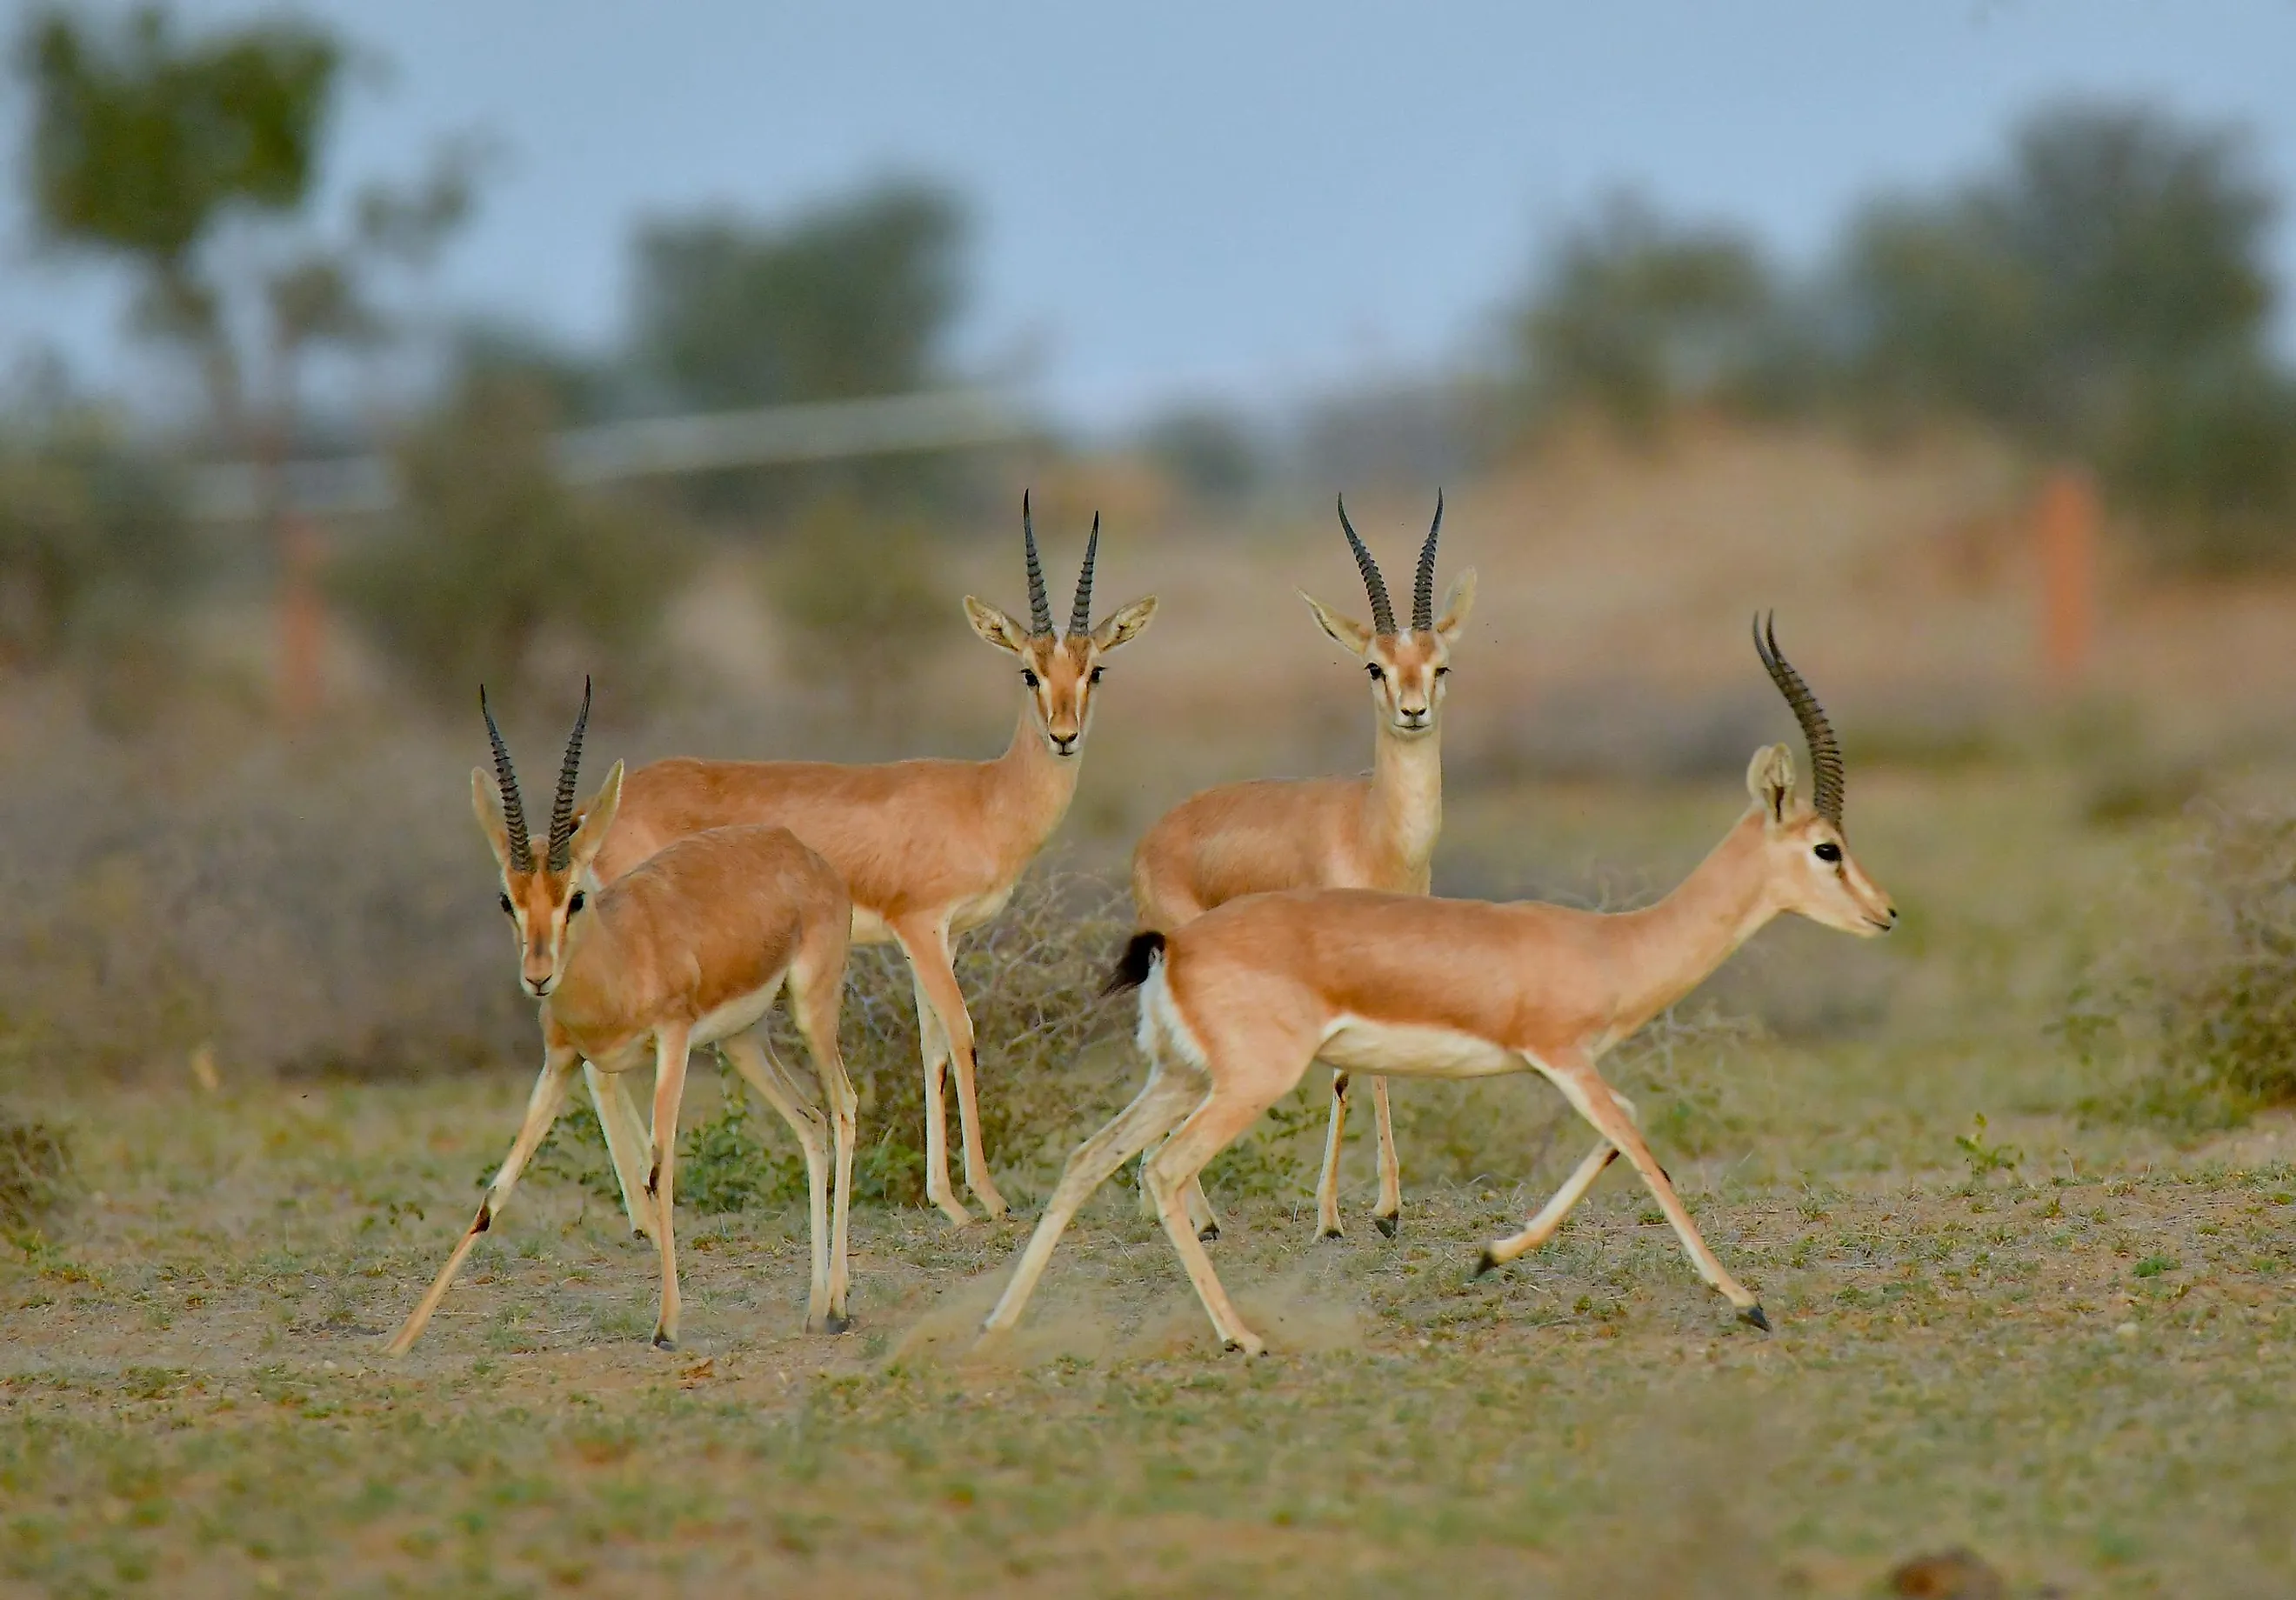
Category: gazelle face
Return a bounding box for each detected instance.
[473,763,624,997]
[1746,745,1898,937]
[964,597,1158,759]
[1302,569,1478,740]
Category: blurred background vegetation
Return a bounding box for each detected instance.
[2,3,2295,1160]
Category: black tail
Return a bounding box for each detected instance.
[1104,930,1167,997]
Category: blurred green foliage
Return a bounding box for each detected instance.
[333,374,687,707]
[632,180,966,411]
[766,495,951,730]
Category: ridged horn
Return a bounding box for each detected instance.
[479,685,532,874]
[546,676,591,871]
[1022,490,1052,636]
[1752,613,1845,828]
[1068,513,1100,636]
[1335,495,1397,637]
[1412,490,1445,633]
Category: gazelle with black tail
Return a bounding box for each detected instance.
[387,683,858,1354]
[582,497,1157,1227]
[1131,494,1474,1240]
[984,618,1895,1356]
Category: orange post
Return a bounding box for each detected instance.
[2036,466,2097,693]
[279,512,326,724]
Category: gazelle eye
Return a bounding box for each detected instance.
[497,893,514,917]
[568,890,587,916]
[1434,666,1450,678]
[1366,664,1385,682]
[1813,842,1842,863]
[1021,669,1040,689]
[1088,666,1104,684]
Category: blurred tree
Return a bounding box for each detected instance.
[1839,101,2291,564]
[1143,404,1262,503]
[334,375,686,707]
[631,180,967,410]
[1512,193,1781,439]
[767,495,948,732]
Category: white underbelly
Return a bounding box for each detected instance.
[1318,1016,1518,1081]
[849,906,898,946]
[583,978,784,1074]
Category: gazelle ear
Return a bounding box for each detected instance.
[1091,595,1158,653]
[964,596,1030,655]
[1300,590,1373,656]
[471,769,513,867]
[1746,743,1796,823]
[1435,568,1478,643]
[570,761,624,871]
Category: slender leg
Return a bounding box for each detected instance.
[904,964,971,1226]
[585,1063,654,1240]
[1314,1070,1352,1239]
[1536,1058,1765,1327]
[387,1046,580,1356]
[646,1023,693,1350]
[784,933,858,1330]
[898,919,1009,1220]
[1368,1075,1402,1236]
[721,1030,837,1333]
[981,1066,1200,1337]
[1475,1092,1639,1274]
[1144,1085,1290,1357]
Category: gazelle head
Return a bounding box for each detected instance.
[1301,493,1478,739]
[471,678,626,998]
[964,492,1158,759]
[1744,616,1897,937]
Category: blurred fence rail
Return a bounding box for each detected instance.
[185,389,1033,521]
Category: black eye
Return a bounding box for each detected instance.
[497,893,514,917]
[1021,669,1040,688]
[568,890,587,916]
[1088,666,1104,683]
[1366,664,1385,681]
[1434,666,1450,678]
[1813,842,1842,863]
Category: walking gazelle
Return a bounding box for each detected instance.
[1131,494,1473,1239]
[388,683,858,1354]
[984,618,1896,1355]
[577,498,1157,1228]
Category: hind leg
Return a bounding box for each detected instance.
[721,1028,837,1333]
[1367,1076,1401,1236]
[982,1066,1203,1337]
[1145,1081,1295,1356]
[789,927,858,1330]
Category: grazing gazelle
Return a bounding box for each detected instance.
[582,498,1157,1227]
[984,618,1897,1355]
[1131,494,1474,1240]
[388,683,858,1355]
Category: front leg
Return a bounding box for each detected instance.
[898,919,1009,1221]
[585,1063,653,1240]
[1367,1075,1401,1236]
[388,1043,580,1356]
[646,1023,693,1350]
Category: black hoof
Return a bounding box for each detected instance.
[652,1333,677,1351]
[1473,1247,1500,1277]
[1739,1303,1771,1333]
[1374,1214,1398,1238]
[1222,1338,1245,1353]
[1198,1223,1220,1243]
[821,1312,854,1336]
[1318,1227,1344,1242]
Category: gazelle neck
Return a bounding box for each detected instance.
[1599,810,1777,1039]
[1368,719,1443,886]
[991,697,1085,846]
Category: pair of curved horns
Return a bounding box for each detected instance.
[1019,490,1101,637]
[1752,615,1845,827]
[480,677,591,874]
[1334,492,1445,636]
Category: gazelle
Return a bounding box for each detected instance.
[582,498,1157,1227]
[984,618,1896,1355]
[1131,494,1474,1240]
[388,683,858,1355]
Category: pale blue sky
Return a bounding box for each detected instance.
[7,1,2295,429]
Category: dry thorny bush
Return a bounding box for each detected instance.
[2065,797,2296,1124]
